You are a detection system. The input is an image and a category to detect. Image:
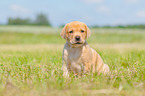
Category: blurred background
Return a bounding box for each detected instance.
[1,0,145,26]
[0,0,145,44]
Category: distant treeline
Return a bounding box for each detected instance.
[59,24,145,29]
[5,13,145,28]
[8,13,51,26]
[91,25,145,29]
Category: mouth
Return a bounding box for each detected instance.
[70,40,84,45]
[75,42,81,44]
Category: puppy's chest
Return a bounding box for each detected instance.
[68,49,83,63]
[67,50,86,72]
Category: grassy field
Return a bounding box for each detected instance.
[0,26,145,96]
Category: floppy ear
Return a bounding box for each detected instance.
[60,25,67,39]
[86,26,91,38]
[83,23,91,39]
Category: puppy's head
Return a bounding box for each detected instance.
[60,21,91,47]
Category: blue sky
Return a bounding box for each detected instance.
[0,0,145,27]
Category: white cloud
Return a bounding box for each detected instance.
[125,0,140,3]
[96,6,111,14]
[84,0,104,3]
[136,11,145,18]
[10,4,31,13]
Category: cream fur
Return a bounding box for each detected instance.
[61,21,110,77]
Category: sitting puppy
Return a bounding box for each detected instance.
[60,21,109,77]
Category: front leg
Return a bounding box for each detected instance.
[62,62,69,77]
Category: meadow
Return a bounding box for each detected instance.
[0,26,145,96]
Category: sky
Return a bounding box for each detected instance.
[0,0,145,27]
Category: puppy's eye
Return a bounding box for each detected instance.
[69,31,73,33]
[81,30,84,33]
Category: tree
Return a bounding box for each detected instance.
[8,17,31,25]
[34,13,51,26]
[7,13,51,26]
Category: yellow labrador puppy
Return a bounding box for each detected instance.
[60,21,109,77]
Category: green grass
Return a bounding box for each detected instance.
[0,26,145,96]
[0,45,144,96]
[0,32,145,44]
[0,25,145,44]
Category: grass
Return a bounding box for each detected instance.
[0,31,145,44]
[0,26,145,96]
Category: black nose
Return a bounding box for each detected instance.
[75,36,80,41]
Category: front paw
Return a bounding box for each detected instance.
[63,72,69,77]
